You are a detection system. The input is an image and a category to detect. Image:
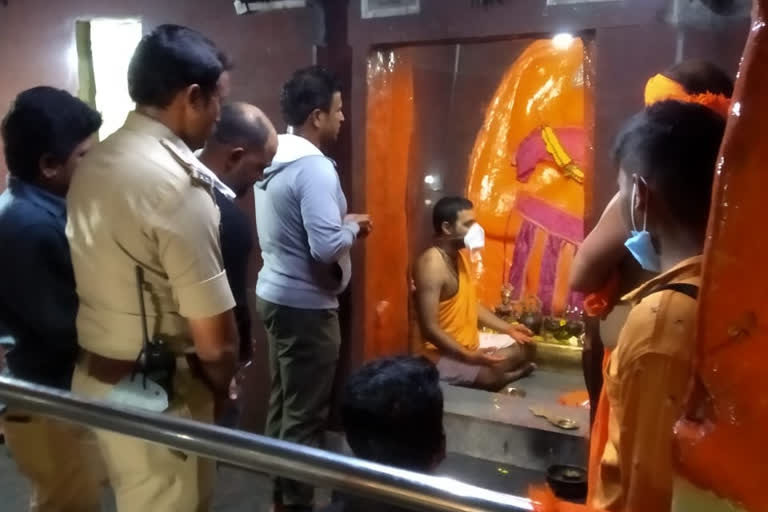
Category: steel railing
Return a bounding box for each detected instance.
[0,376,534,512]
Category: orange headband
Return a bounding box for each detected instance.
[644,73,731,118]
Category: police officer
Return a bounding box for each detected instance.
[66,25,239,511]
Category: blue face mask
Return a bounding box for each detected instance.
[624,178,661,273]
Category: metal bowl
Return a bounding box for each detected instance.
[553,417,579,430]
[546,464,587,501]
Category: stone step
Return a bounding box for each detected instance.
[441,369,589,472]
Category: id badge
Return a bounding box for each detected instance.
[105,374,169,413]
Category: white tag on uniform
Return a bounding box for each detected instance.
[105,374,169,413]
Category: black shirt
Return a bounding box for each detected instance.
[0,178,79,389]
[215,189,254,361]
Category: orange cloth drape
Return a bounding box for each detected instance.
[363,51,414,359]
[587,349,612,504]
[423,251,479,352]
[673,1,768,509]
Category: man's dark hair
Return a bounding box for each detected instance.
[1,87,102,182]
[342,356,444,472]
[210,103,269,149]
[613,100,725,235]
[280,66,342,127]
[664,60,734,97]
[128,24,232,108]
[432,196,474,234]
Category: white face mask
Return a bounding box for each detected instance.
[464,223,485,251]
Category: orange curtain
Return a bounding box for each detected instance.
[363,50,414,359]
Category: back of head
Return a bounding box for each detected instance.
[128,24,231,108]
[664,59,734,97]
[280,66,341,127]
[342,356,445,472]
[2,86,102,182]
[210,102,270,149]
[432,196,473,234]
[614,100,726,236]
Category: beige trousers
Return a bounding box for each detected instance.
[71,363,216,512]
[3,410,106,512]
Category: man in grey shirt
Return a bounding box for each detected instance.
[254,66,371,512]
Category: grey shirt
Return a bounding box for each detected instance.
[254,134,358,310]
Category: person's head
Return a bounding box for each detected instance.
[645,60,733,117]
[1,86,102,196]
[614,100,726,259]
[432,196,476,248]
[342,356,445,472]
[663,59,734,97]
[200,102,278,197]
[280,66,344,148]
[128,24,232,150]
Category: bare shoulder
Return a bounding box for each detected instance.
[414,247,447,285]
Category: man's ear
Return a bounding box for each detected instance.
[634,175,650,212]
[184,83,205,110]
[310,108,324,130]
[226,147,245,169]
[38,154,59,180]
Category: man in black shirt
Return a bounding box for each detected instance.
[0,87,104,511]
[198,102,277,425]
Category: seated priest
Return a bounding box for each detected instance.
[413,197,535,391]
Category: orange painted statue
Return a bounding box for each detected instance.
[466,38,589,315]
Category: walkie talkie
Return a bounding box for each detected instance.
[134,266,176,401]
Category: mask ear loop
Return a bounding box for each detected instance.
[630,175,648,232]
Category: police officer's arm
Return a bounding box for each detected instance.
[153,187,238,394]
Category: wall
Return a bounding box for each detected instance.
[0,0,316,433]
[0,0,314,180]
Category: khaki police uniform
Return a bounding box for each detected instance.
[66,112,235,512]
[2,411,105,512]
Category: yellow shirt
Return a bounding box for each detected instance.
[424,250,479,352]
[66,112,235,360]
[592,256,702,512]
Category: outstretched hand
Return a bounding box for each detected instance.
[508,324,534,343]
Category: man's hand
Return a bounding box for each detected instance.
[345,214,373,237]
[465,348,506,367]
[508,324,534,344]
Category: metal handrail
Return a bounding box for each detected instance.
[0,376,534,512]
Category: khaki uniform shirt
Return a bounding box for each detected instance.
[593,256,702,512]
[66,112,235,360]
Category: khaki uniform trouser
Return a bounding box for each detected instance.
[71,361,216,512]
[3,409,106,512]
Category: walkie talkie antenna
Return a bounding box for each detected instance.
[135,265,151,349]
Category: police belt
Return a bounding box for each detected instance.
[79,349,196,386]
